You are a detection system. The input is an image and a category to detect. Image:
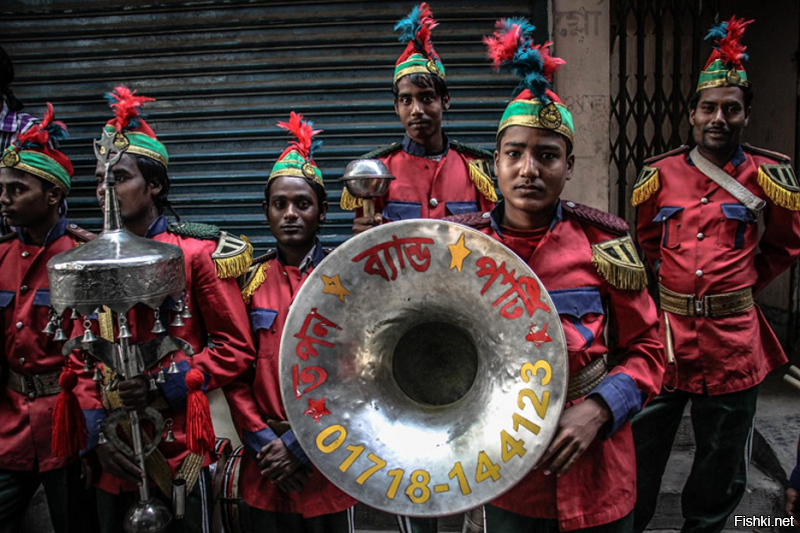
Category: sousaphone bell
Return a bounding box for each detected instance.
[279,219,568,516]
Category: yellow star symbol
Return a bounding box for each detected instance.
[448,233,472,272]
[321,274,351,303]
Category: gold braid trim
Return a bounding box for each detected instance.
[468,162,498,203]
[631,168,660,207]
[758,166,800,211]
[213,234,254,279]
[176,452,204,494]
[241,263,268,305]
[590,236,647,291]
[339,188,363,211]
[98,307,115,343]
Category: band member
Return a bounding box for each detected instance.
[0,105,99,533]
[446,19,664,531]
[631,17,800,533]
[227,112,356,532]
[85,86,255,533]
[342,3,496,235]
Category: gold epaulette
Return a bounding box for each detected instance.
[468,160,498,203]
[212,232,253,279]
[631,166,660,206]
[239,250,276,304]
[590,235,647,291]
[757,163,800,211]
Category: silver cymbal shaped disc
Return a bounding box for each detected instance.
[280,219,568,516]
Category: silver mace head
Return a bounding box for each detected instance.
[123,498,172,533]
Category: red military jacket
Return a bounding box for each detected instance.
[634,145,800,394]
[224,241,357,517]
[0,217,101,473]
[450,201,664,531]
[90,216,255,494]
[346,135,496,220]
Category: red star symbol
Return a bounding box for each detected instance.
[304,397,331,423]
[526,322,552,348]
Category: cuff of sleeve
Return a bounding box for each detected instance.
[242,427,279,458]
[790,465,800,490]
[280,429,310,465]
[588,373,644,438]
[81,409,106,456]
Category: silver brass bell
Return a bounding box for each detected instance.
[180,302,192,319]
[93,367,103,382]
[70,308,80,320]
[167,360,180,374]
[152,310,166,334]
[42,320,56,336]
[118,323,132,339]
[53,327,67,342]
[149,377,157,391]
[82,323,97,344]
[98,430,108,445]
[164,419,175,443]
[83,357,93,373]
[170,314,184,328]
[156,368,166,384]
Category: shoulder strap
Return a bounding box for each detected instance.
[167,221,220,240]
[359,143,400,160]
[562,200,628,235]
[0,231,18,244]
[643,145,690,165]
[449,139,494,160]
[65,223,96,242]
[742,142,791,164]
[441,211,492,228]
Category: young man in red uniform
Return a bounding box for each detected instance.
[447,19,664,531]
[85,87,255,533]
[227,112,356,533]
[0,105,99,533]
[342,3,496,234]
[631,17,800,533]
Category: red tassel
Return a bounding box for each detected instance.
[185,368,215,456]
[51,369,87,457]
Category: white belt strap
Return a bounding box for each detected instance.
[689,146,766,213]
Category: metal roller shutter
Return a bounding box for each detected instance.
[1,0,548,252]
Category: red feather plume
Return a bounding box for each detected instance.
[538,42,566,83]
[484,21,525,71]
[276,111,322,160]
[15,103,66,149]
[717,16,753,70]
[106,86,156,136]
